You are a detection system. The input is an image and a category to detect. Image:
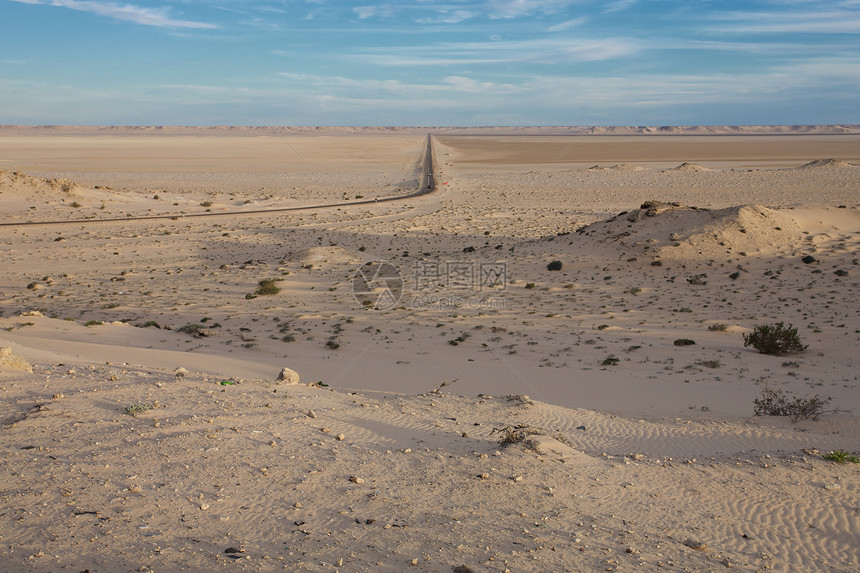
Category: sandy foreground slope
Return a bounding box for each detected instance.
[0,127,858,572]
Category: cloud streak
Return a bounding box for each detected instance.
[9,0,217,29]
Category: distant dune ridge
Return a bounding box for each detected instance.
[1,124,859,136]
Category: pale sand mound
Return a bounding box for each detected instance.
[797,158,857,169]
[576,201,801,258]
[294,246,363,269]
[670,162,712,172]
[0,170,80,197]
[0,347,32,372]
[585,164,647,172]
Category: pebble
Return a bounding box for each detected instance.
[349,476,365,484]
[336,433,345,441]
[683,539,707,551]
[307,410,317,418]
[200,503,210,510]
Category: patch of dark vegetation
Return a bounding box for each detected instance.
[743,322,807,355]
[753,386,831,421]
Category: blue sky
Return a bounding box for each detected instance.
[1,0,858,126]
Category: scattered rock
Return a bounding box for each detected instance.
[673,339,696,346]
[276,367,300,384]
[174,367,188,378]
[547,260,563,271]
[684,538,707,551]
[224,547,244,554]
[801,255,817,264]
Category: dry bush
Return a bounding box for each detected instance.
[753,386,831,421]
[492,425,543,446]
[743,322,807,355]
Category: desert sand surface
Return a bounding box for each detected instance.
[1,126,859,572]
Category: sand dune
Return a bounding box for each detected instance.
[1,130,858,572]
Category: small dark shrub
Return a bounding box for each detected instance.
[822,450,860,464]
[178,323,208,337]
[753,386,831,421]
[708,324,728,332]
[492,425,543,446]
[743,322,807,355]
[673,339,696,346]
[602,355,620,366]
[255,278,281,296]
[547,260,563,271]
[124,402,155,416]
[325,339,340,350]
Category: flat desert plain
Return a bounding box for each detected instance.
[0,125,859,572]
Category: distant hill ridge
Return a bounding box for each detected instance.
[0,124,858,136]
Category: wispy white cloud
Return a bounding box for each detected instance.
[9,0,217,29]
[603,0,636,14]
[546,16,588,31]
[416,10,481,24]
[707,9,860,34]
[357,37,638,66]
[352,5,395,20]
[483,0,579,19]
[353,6,377,19]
